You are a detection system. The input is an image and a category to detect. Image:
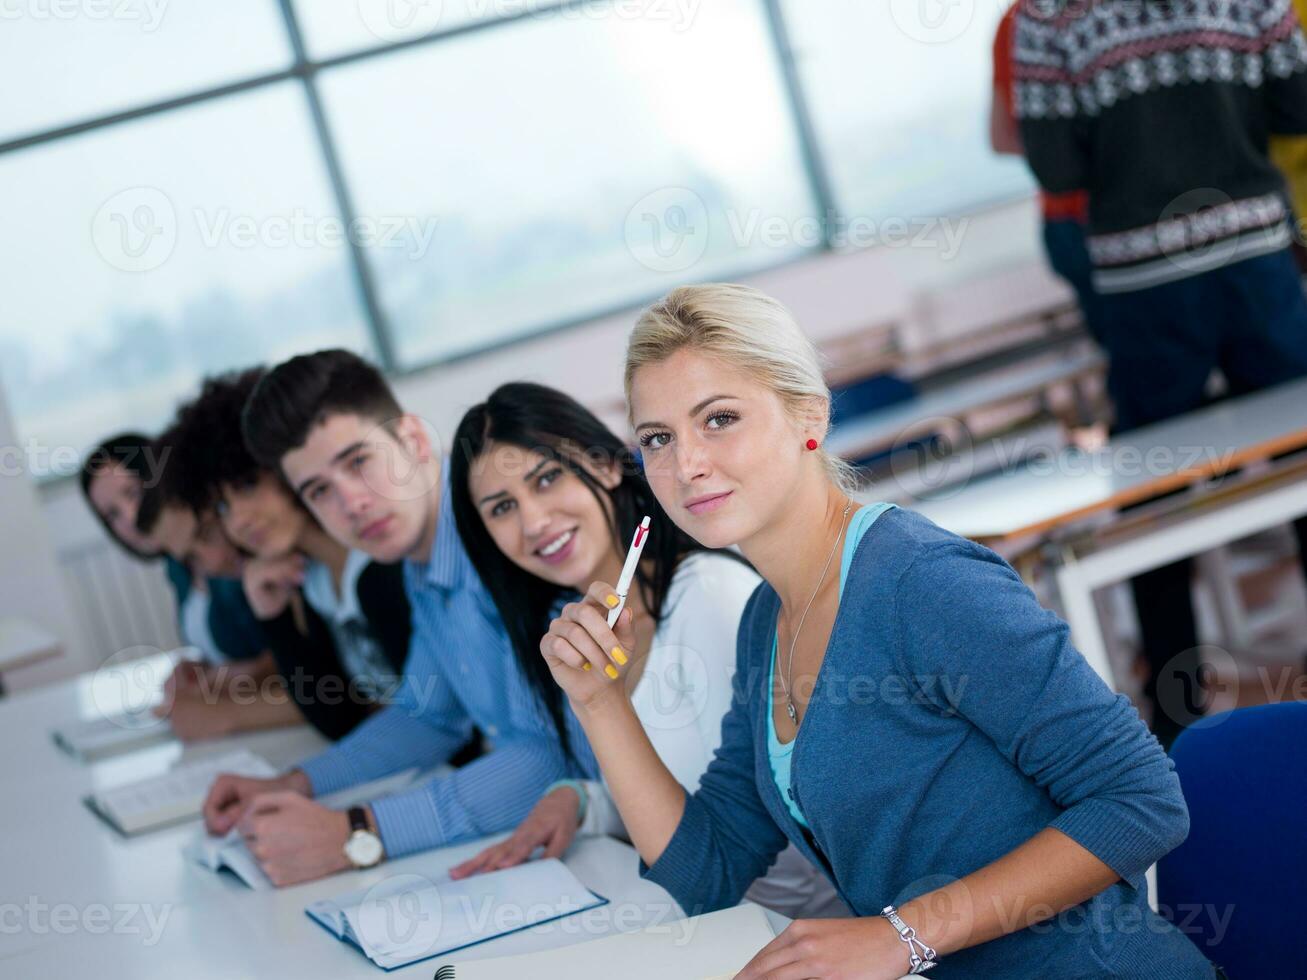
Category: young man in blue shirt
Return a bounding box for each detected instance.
[200,349,596,886]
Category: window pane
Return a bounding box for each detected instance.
[0,0,291,143]
[781,0,1033,224]
[0,83,374,479]
[319,0,818,369]
[294,0,575,60]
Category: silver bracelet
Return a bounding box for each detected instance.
[880,905,937,975]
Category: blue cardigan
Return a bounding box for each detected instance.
[643,507,1211,978]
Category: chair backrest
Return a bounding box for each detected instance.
[1157,702,1307,978]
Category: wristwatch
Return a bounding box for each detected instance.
[343,806,385,869]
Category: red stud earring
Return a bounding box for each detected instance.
[805,438,819,451]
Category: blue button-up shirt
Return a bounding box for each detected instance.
[298,464,597,857]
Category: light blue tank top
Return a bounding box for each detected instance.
[767,502,895,828]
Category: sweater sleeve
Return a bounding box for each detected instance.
[1012,8,1091,192]
[893,541,1189,892]
[640,585,790,915]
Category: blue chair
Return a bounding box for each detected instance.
[1157,702,1307,978]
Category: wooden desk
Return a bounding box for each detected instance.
[0,617,61,695]
[828,348,1104,461]
[875,377,1307,688]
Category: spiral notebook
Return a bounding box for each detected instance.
[305,859,607,970]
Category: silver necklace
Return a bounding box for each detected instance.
[778,499,852,727]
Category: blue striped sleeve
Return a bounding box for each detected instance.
[298,652,474,797]
[370,736,574,857]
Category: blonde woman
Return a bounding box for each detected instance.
[536,285,1217,978]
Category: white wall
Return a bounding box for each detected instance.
[0,377,90,690]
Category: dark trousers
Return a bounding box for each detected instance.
[1043,218,1106,346]
[1095,247,1307,747]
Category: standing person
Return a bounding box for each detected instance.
[1014,0,1307,745]
[199,350,598,887]
[1271,0,1307,271]
[991,1,1102,344]
[536,285,1214,977]
[442,383,843,919]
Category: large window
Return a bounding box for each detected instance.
[780,0,1033,226]
[320,0,817,367]
[0,0,1032,477]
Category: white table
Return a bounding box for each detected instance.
[0,656,768,979]
[0,617,61,692]
[885,376,1307,688]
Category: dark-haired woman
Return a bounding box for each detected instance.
[79,432,272,689]
[445,382,842,919]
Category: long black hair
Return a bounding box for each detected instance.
[449,382,733,769]
[79,431,160,560]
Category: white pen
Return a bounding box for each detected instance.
[607,515,652,628]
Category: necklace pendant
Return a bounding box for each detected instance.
[785,700,798,725]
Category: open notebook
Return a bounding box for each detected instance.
[424,902,777,980]
[84,749,276,836]
[53,710,173,762]
[185,768,422,889]
[306,859,608,970]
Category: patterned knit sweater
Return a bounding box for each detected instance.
[1013,0,1307,293]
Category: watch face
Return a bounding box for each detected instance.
[345,831,384,868]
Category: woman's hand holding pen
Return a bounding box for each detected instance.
[540,580,639,715]
[540,577,687,870]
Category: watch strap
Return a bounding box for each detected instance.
[347,806,369,834]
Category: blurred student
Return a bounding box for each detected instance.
[990,1,1101,344]
[199,350,597,887]
[539,284,1212,977]
[1014,0,1307,745]
[443,383,842,919]
[173,367,417,742]
[80,433,273,710]
[138,422,296,739]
